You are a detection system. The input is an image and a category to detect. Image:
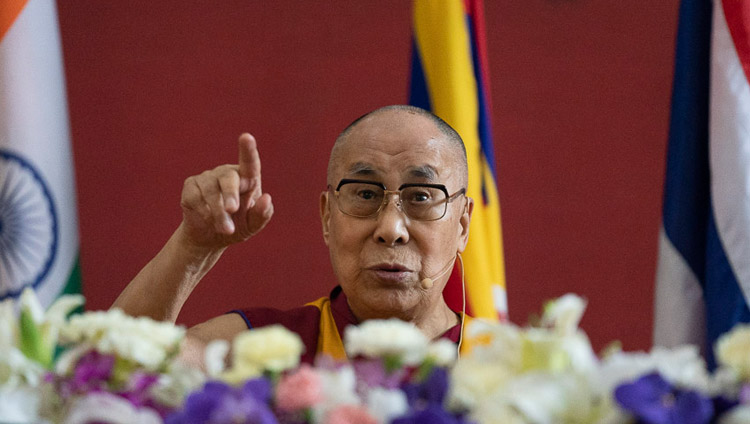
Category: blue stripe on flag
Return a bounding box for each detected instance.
[704,207,750,364]
[408,38,431,111]
[465,16,496,178]
[662,0,750,366]
[661,0,711,282]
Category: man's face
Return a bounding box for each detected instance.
[320,110,473,321]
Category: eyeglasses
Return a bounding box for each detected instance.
[329,179,466,221]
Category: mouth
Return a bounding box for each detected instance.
[366,263,415,284]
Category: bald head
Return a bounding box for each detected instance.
[327,105,468,187]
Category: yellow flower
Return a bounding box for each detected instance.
[229,325,304,378]
[716,324,750,381]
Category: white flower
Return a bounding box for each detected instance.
[463,319,522,367]
[365,387,409,424]
[448,357,513,410]
[0,297,18,349]
[719,405,750,424]
[0,386,42,424]
[597,345,711,395]
[151,361,206,408]
[542,293,587,336]
[312,364,361,423]
[5,289,85,369]
[469,398,527,424]
[223,325,303,383]
[344,319,428,365]
[63,392,161,424]
[501,372,595,424]
[0,348,45,390]
[426,339,458,366]
[204,339,229,377]
[716,324,750,381]
[60,308,184,371]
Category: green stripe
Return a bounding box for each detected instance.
[61,253,83,314]
[61,254,82,296]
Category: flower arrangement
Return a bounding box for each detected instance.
[3,288,750,424]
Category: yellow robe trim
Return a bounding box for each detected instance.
[306,297,347,360]
[307,297,475,360]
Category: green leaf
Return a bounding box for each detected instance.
[19,307,52,368]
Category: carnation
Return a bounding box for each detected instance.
[344,319,428,365]
[326,404,378,424]
[598,345,712,395]
[230,325,304,376]
[311,364,360,422]
[365,387,409,423]
[426,339,458,366]
[716,324,750,381]
[59,308,185,371]
[64,392,162,424]
[275,364,323,411]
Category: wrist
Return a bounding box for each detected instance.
[172,223,227,275]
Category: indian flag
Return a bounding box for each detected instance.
[0,0,80,307]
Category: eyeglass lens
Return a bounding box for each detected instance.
[337,182,448,220]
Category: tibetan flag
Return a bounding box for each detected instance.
[653,0,750,364]
[409,0,507,320]
[0,0,81,307]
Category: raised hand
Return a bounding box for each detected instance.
[179,133,274,249]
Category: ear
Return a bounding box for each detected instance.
[457,196,474,253]
[320,191,331,246]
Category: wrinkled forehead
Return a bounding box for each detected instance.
[327,113,464,187]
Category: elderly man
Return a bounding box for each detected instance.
[113,105,474,363]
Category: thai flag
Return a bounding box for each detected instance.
[653,0,750,365]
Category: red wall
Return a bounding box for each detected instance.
[57,1,679,352]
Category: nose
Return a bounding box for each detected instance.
[373,193,409,246]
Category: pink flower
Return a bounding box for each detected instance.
[326,405,378,424]
[275,364,323,411]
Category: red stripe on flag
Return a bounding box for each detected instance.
[722,0,750,82]
[467,0,494,118]
[0,0,28,40]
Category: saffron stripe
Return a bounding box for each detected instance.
[0,0,27,40]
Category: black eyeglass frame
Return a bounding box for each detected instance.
[329,178,467,221]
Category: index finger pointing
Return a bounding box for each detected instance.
[238,133,261,190]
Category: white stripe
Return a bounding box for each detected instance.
[710,0,750,305]
[0,0,78,306]
[653,227,706,354]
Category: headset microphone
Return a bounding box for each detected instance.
[420,255,458,290]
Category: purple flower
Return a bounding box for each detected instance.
[166,379,278,424]
[402,367,449,408]
[57,350,115,397]
[119,372,171,416]
[353,359,405,390]
[391,404,472,424]
[614,372,713,424]
[740,384,750,404]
